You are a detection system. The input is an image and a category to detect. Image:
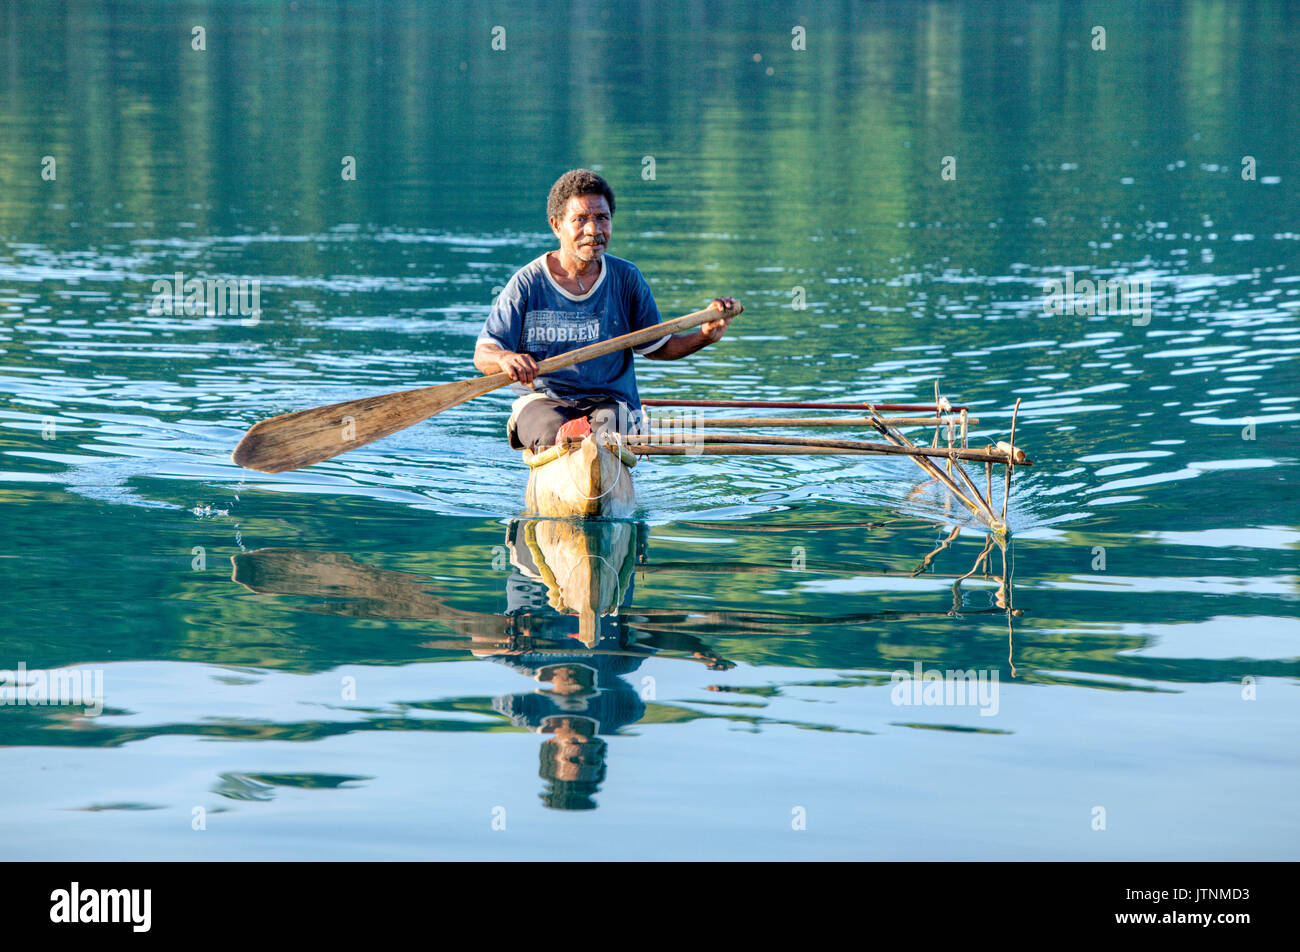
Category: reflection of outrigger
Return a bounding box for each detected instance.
[230,518,1023,665]
[230,517,1023,808]
[639,521,1019,624]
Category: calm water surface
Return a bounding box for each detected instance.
[1,0,1297,859]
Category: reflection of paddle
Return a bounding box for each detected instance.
[231,548,508,640]
[233,304,740,473]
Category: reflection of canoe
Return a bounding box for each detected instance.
[510,518,638,645]
[519,520,636,614]
[523,434,637,518]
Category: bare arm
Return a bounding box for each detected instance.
[643,297,741,361]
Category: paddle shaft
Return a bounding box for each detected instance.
[419,304,739,405]
[232,303,739,473]
[526,306,733,377]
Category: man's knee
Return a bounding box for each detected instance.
[511,397,576,451]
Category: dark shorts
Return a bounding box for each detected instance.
[507,394,640,452]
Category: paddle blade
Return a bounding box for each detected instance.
[232,374,504,473]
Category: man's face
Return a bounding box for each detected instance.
[550,193,611,264]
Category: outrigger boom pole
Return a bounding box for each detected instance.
[630,385,1027,534]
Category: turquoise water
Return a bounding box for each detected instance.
[1,0,1297,859]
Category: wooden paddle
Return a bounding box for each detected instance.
[232,302,741,473]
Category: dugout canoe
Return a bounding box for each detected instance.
[522,434,638,519]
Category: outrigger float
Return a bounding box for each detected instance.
[523,389,1030,533]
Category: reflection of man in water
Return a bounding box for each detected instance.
[482,627,648,812]
[480,520,730,810]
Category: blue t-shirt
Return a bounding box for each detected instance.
[477,253,668,410]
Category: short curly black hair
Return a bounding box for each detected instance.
[547,168,615,222]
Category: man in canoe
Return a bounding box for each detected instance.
[474,168,741,451]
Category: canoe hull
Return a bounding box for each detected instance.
[524,435,637,519]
